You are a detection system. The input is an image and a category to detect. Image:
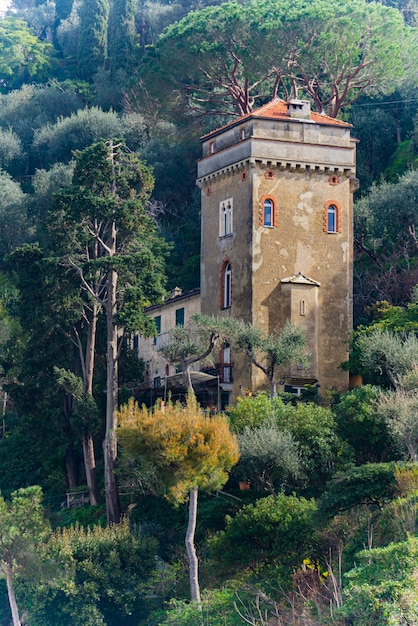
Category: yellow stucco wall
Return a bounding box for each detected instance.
[198,102,356,398]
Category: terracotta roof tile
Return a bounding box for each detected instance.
[201,98,351,140]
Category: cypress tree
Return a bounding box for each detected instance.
[77,0,110,81]
[108,0,137,75]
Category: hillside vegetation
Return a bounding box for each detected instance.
[0,0,418,623]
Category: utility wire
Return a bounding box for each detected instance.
[352,98,418,107]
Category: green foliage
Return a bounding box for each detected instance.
[351,105,397,192]
[20,519,161,626]
[1,244,93,493]
[0,416,52,496]
[0,485,51,580]
[386,138,418,181]
[77,0,110,81]
[334,386,397,464]
[209,494,316,584]
[228,394,274,432]
[0,83,84,150]
[376,387,418,461]
[32,107,124,167]
[107,0,138,75]
[228,395,345,494]
[46,140,166,333]
[354,169,418,311]
[0,170,27,257]
[53,505,107,530]
[236,419,302,493]
[0,128,23,173]
[30,161,75,231]
[9,0,57,40]
[318,463,399,520]
[355,169,418,259]
[54,367,101,438]
[125,493,189,563]
[351,327,418,460]
[0,486,50,624]
[156,587,244,626]
[347,300,418,379]
[0,17,53,91]
[142,0,413,118]
[368,298,418,333]
[376,466,418,544]
[227,319,308,396]
[340,537,418,626]
[357,327,418,387]
[56,3,82,60]
[378,492,418,544]
[159,314,231,386]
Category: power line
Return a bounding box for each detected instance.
[352,98,418,107]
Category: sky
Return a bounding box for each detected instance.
[0,1,10,11]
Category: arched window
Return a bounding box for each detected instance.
[220,199,233,236]
[324,201,341,233]
[220,260,232,309]
[260,196,277,228]
[263,199,273,227]
[327,204,337,232]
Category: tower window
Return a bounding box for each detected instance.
[221,260,232,309]
[153,315,161,345]
[260,196,278,228]
[219,198,233,237]
[324,201,341,233]
[175,307,185,327]
[264,199,273,227]
[327,205,337,232]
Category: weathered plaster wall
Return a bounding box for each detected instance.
[198,105,355,398]
[251,166,353,390]
[137,291,201,383]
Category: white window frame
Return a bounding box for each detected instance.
[327,204,337,233]
[219,198,233,237]
[263,198,273,227]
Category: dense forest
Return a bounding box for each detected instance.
[0,0,418,624]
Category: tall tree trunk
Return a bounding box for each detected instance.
[82,434,100,505]
[185,486,201,603]
[103,255,121,524]
[83,302,100,505]
[63,393,77,489]
[5,561,21,626]
[65,449,77,491]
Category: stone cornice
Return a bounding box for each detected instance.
[197,157,355,187]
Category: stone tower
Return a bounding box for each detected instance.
[197,99,357,399]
